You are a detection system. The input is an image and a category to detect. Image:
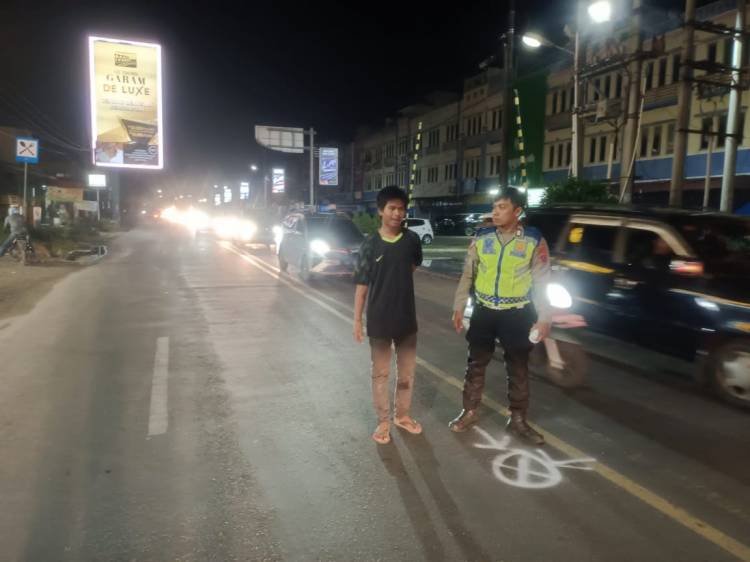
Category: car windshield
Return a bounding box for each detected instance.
[306,217,363,244]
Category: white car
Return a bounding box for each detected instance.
[406,218,434,245]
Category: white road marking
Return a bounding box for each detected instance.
[148,336,170,437]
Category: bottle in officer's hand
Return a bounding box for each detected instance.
[529,327,541,344]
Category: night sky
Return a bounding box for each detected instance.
[1,0,687,196]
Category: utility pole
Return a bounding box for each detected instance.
[721,0,746,212]
[309,127,316,207]
[669,0,696,207]
[500,0,516,188]
[619,0,643,204]
[571,0,584,178]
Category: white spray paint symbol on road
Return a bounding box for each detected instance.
[473,426,596,489]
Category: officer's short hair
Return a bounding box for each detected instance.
[377,185,408,211]
[493,187,526,209]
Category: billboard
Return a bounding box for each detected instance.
[255,126,304,154]
[89,36,163,169]
[319,147,339,186]
[239,181,250,200]
[272,168,285,194]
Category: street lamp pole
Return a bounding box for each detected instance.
[500,0,516,189]
[572,20,583,178]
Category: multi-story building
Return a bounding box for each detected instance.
[543,0,750,209]
[353,72,506,217]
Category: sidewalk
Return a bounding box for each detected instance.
[0,259,79,321]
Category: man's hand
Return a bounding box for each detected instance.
[452,310,464,334]
[532,321,551,342]
[353,319,364,343]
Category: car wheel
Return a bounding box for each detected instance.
[422,234,433,245]
[707,339,750,409]
[464,226,475,237]
[530,339,588,388]
[299,254,312,283]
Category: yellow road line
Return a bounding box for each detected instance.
[223,242,750,561]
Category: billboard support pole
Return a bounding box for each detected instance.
[309,128,316,206]
[22,163,28,223]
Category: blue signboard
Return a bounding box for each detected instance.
[15,137,39,164]
[319,147,339,186]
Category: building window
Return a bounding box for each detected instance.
[549,145,555,168]
[398,137,408,155]
[491,109,502,130]
[566,142,572,166]
[666,123,675,154]
[717,114,729,148]
[557,144,564,167]
[385,142,395,158]
[589,137,597,163]
[657,58,667,88]
[644,62,654,90]
[672,54,681,83]
[446,123,458,142]
[560,90,567,112]
[593,79,601,101]
[604,75,611,98]
[615,74,623,98]
[652,126,662,156]
[708,42,718,64]
[640,129,649,158]
[428,128,440,147]
[415,169,422,185]
[599,136,607,162]
[427,167,439,183]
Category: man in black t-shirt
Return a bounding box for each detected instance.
[353,186,423,445]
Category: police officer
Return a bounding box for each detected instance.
[449,188,551,445]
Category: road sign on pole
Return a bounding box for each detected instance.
[16,137,39,221]
[254,126,305,153]
[16,137,39,164]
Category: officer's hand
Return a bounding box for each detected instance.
[452,310,464,333]
[353,320,364,343]
[532,322,551,341]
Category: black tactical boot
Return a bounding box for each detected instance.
[448,409,480,433]
[505,411,545,445]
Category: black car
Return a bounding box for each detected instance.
[277,211,364,281]
[435,213,484,236]
[527,205,750,408]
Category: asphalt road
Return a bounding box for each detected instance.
[1,226,749,561]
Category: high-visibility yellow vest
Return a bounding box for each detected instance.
[473,226,542,309]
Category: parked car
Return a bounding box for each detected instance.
[435,213,484,236]
[525,204,750,408]
[277,211,364,282]
[405,218,434,245]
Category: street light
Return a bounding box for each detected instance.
[588,0,612,23]
[521,1,611,178]
[521,34,542,49]
[250,164,258,172]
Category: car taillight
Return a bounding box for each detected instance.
[670,259,704,277]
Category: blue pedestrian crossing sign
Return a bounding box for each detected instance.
[16,137,39,164]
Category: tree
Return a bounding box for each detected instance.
[541,177,617,206]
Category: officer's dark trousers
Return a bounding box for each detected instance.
[463,304,536,412]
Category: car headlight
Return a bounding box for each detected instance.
[310,239,331,256]
[547,283,573,309]
[239,220,257,241]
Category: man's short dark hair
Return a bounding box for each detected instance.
[377,185,409,210]
[493,187,526,209]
